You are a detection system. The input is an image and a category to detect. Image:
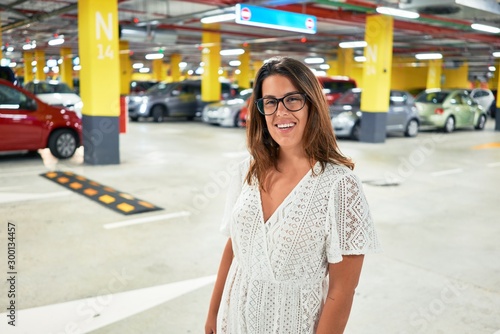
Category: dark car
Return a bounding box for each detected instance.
[0,79,82,159]
[317,76,357,105]
[330,88,420,140]
[127,80,238,122]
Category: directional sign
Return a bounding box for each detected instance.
[235,4,317,34]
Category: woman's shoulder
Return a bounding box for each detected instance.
[322,161,356,177]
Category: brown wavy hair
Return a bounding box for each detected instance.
[245,56,354,189]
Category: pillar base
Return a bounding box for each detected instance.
[495,107,500,132]
[360,112,387,143]
[82,115,120,165]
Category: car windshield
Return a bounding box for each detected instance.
[415,91,449,104]
[333,90,361,106]
[321,80,356,94]
[145,82,174,94]
[29,82,75,94]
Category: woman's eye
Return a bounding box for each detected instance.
[264,99,277,106]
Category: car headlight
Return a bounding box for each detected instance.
[222,107,231,117]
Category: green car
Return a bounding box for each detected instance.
[415,89,487,133]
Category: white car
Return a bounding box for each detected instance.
[24,80,83,118]
[201,88,252,127]
[469,88,496,117]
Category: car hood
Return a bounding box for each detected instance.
[330,104,360,116]
[36,93,82,107]
[207,98,245,108]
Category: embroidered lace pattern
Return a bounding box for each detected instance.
[217,160,380,334]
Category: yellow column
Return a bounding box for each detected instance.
[162,63,171,82]
[24,52,34,83]
[360,14,394,143]
[60,47,73,89]
[34,50,45,81]
[495,60,500,131]
[78,0,120,164]
[426,58,443,89]
[119,40,131,95]
[201,24,221,102]
[237,48,251,89]
[251,60,263,82]
[170,53,181,82]
[152,59,163,81]
[327,60,339,76]
[337,48,353,77]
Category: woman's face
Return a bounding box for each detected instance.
[261,75,309,152]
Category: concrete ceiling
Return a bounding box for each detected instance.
[1,0,499,81]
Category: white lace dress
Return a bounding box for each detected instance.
[217,159,380,334]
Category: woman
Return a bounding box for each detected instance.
[205,57,380,334]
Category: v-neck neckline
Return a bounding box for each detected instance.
[258,161,318,225]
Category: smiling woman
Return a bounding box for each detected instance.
[205,57,380,334]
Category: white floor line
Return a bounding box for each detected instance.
[487,162,500,168]
[0,170,45,178]
[103,211,191,229]
[431,168,464,177]
[0,191,70,204]
[0,275,216,334]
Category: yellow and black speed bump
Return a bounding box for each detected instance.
[41,171,163,215]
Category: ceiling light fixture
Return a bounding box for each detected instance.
[339,41,367,48]
[376,6,419,19]
[354,56,366,62]
[145,53,164,60]
[415,53,443,60]
[48,37,64,46]
[201,13,236,24]
[471,23,500,34]
[220,48,244,56]
[488,66,496,71]
[304,57,324,64]
[493,52,500,57]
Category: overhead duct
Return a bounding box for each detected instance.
[399,0,500,15]
[120,25,177,45]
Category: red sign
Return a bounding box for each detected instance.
[306,18,315,30]
[241,7,251,21]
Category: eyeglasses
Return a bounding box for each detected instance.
[255,92,307,116]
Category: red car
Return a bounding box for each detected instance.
[0,79,82,159]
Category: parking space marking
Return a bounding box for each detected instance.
[0,191,70,204]
[487,162,500,168]
[431,168,464,177]
[0,275,216,334]
[103,211,191,229]
[472,142,500,150]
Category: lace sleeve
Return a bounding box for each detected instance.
[326,171,381,263]
[219,158,250,236]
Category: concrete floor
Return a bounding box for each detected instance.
[1,118,500,334]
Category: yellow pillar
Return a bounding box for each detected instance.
[237,48,251,89]
[162,63,171,82]
[337,48,353,77]
[34,50,45,81]
[201,24,221,102]
[60,47,73,89]
[426,58,443,89]
[170,53,181,82]
[251,60,263,82]
[24,52,34,83]
[152,59,163,81]
[119,40,131,95]
[360,14,394,143]
[78,0,120,164]
[327,60,339,76]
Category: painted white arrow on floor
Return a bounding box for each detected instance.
[0,275,216,334]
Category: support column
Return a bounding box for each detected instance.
[337,48,353,77]
[60,47,73,89]
[34,49,46,81]
[201,24,221,102]
[495,60,500,131]
[170,53,181,82]
[24,52,34,83]
[360,14,394,143]
[251,60,263,82]
[427,58,443,89]
[78,0,120,165]
[152,59,163,82]
[327,60,339,76]
[237,48,251,89]
[119,40,131,95]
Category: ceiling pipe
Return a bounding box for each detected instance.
[1,3,77,32]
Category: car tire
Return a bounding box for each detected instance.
[151,106,164,122]
[48,129,78,159]
[489,101,496,118]
[234,111,240,127]
[350,122,361,141]
[130,116,139,122]
[404,119,419,137]
[475,114,486,130]
[443,116,455,133]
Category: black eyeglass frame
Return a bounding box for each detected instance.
[255,92,308,116]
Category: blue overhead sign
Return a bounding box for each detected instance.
[235,4,317,34]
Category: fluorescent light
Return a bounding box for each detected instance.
[376,6,419,19]
[48,38,64,46]
[471,23,500,34]
[7,46,14,52]
[145,53,164,60]
[229,60,241,66]
[132,62,144,69]
[73,65,81,71]
[304,57,324,64]
[139,68,150,73]
[179,62,187,68]
[23,44,33,50]
[201,13,236,24]
[319,64,330,70]
[489,66,496,71]
[415,53,443,60]
[493,52,500,57]
[339,41,367,48]
[354,56,366,62]
[220,48,244,56]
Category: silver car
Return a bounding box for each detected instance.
[202,89,252,127]
[330,88,420,140]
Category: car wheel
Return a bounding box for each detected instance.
[48,129,78,159]
[350,122,361,141]
[151,106,164,122]
[443,116,455,133]
[404,119,419,137]
[234,111,240,127]
[186,116,195,121]
[490,102,496,118]
[130,116,139,122]
[475,114,486,130]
